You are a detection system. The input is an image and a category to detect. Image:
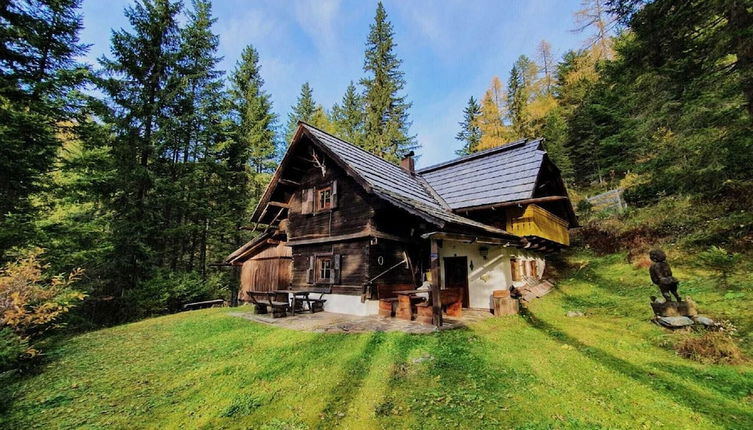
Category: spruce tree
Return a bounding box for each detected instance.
[331,81,365,145]
[0,0,89,256]
[226,44,277,256]
[455,96,482,155]
[285,82,316,142]
[230,45,276,174]
[162,0,227,273]
[360,1,416,163]
[99,0,182,292]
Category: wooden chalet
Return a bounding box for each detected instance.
[225,122,576,321]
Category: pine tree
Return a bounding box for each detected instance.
[507,55,538,138]
[161,0,228,273]
[331,81,365,145]
[224,43,276,268]
[230,45,276,174]
[285,82,316,142]
[455,96,482,155]
[99,0,182,292]
[360,1,416,163]
[0,0,89,256]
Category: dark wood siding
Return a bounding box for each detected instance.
[290,240,370,294]
[288,165,374,240]
[368,239,419,288]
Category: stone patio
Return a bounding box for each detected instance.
[229,307,493,334]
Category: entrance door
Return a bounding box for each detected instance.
[444,257,469,308]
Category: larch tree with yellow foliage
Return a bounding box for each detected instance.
[476,77,511,150]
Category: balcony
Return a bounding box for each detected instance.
[505,204,570,246]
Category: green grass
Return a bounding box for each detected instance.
[2,252,753,429]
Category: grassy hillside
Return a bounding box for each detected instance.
[2,252,752,430]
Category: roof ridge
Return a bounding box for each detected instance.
[300,122,400,169]
[417,138,542,174]
[301,122,448,210]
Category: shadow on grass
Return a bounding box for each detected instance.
[316,332,387,428]
[648,361,753,401]
[521,307,753,429]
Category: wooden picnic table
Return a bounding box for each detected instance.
[394,290,429,320]
[273,289,328,315]
[393,288,463,321]
[247,291,290,318]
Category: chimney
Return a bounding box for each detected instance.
[400,151,415,174]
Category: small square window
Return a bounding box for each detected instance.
[317,187,332,211]
[317,257,332,282]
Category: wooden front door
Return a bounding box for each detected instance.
[444,257,469,308]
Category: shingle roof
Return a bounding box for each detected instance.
[301,124,514,237]
[418,139,545,210]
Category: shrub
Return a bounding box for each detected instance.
[124,270,225,318]
[0,249,84,370]
[695,246,741,289]
[675,331,745,365]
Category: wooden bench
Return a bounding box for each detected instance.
[248,292,289,318]
[182,299,225,311]
[303,288,330,313]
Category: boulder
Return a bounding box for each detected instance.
[655,316,694,328]
[692,315,716,327]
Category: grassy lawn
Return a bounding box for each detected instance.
[2,252,753,429]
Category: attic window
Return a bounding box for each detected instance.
[317,186,332,211]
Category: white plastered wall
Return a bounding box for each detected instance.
[322,293,379,316]
[439,241,545,310]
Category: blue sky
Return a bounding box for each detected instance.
[80,0,589,168]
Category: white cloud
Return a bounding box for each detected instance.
[292,0,343,62]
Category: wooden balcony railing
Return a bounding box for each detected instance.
[505,204,570,246]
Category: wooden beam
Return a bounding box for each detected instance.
[430,239,443,327]
[278,178,300,187]
[458,196,569,212]
[287,230,372,246]
[420,231,521,247]
[287,228,411,247]
[268,201,290,209]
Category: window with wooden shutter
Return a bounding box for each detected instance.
[510,259,521,281]
[528,260,537,278]
[306,256,315,284]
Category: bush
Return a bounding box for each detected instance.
[675,331,745,365]
[0,249,84,370]
[124,270,226,318]
[0,327,29,372]
[695,246,741,289]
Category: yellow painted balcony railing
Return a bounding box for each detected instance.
[506,204,570,246]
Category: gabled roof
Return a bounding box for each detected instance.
[298,125,515,237]
[251,123,518,239]
[418,139,546,210]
